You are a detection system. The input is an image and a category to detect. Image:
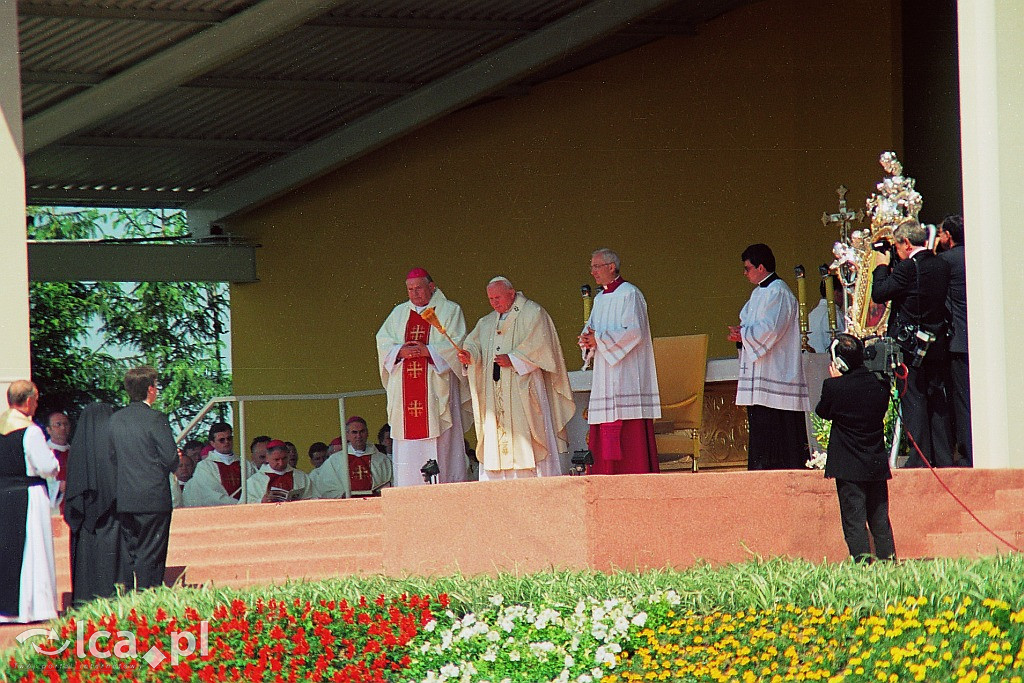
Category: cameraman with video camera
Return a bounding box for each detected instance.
[871,218,954,468]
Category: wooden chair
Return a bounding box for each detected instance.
[652,334,709,472]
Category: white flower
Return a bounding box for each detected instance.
[440,663,460,678]
[631,612,648,627]
[509,650,521,662]
[564,654,575,668]
[594,646,616,667]
[482,648,497,662]
[489,594,505,607]
[424,620,438,632]
[591,668,604,678]
[576,676,593,683]
[486,629,500,642]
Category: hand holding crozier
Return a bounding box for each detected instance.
[420,307,464,353]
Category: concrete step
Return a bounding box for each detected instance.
[958,508,1024,530]
[168,532,383,565]
[926,529,1024,558]
[167,515,384,547]
[994,488,1024,508]
[179,551,385,588]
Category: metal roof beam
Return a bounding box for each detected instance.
[18,2,694,35]
[28,241,258,283]
[62,136,299,153]
[26,186,201,208]
[23,0,346,154]
[22,71,418,96]
[186,0,679,228]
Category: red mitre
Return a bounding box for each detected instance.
[329,437,343,447]
[406,267,430,280]
[346,415,366,426]
[266,439,287,450]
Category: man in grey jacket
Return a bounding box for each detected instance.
[110,366,178,590]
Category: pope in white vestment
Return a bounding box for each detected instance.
[376,268,470,486]
[729,244,811,470]
[580,250,661,475]
[460,280,574,480]
[0,382,59,624]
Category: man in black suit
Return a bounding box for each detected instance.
[939,215,972,466]
[872,218,954,468]
[110,366,179,590]
[816,334,895,562]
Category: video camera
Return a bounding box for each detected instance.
[569,450,593,476]
[862,336,903,377]
[871,238,893,254]
[895,325,937,368]
[420,459,440,484]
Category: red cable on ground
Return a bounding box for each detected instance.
[895,362,1020,553]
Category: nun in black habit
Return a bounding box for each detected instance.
[63,402,120,605]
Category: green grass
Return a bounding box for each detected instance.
[4,554,1023,681]
[42,553,1024,628]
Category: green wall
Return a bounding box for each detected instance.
[227,0,903,468]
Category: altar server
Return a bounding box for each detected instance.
[459,277,574,480]
[578,249,661,474]
[728,243,811,469]
[0,381,59,623]
[376,268,470,486]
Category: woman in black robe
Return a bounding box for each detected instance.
[63,402,119,605]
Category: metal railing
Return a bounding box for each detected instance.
[175,389,386,503]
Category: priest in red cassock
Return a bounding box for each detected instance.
[183,422,255,506]
[45,410,71,511]
[578,248,661,475]
[376,268,470,486]
[246,440,315,502]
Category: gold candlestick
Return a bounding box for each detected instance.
[794,265,812,352]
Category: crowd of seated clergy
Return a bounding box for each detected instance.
[173,419,396,507]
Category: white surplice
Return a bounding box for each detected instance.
[376,288,470,486]
[182,451,255,507]
[245,464,315,502]
[0,422,59,624]
[583,281,661,424]
[736,276,811,411]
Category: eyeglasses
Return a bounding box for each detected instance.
[589,262,613,271]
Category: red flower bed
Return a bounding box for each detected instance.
[7,593,450,682]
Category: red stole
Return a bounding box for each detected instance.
[402,310,432,439]
[215,461,242,500]
[266,471,294,492]
[348,454,375,496]
[52,448,68,482]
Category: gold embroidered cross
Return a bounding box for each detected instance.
[353,464,370,480]
[409,326,427,341]
[407,361,423,378]
[408,400,424,417]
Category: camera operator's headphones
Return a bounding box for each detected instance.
[829,334,865,374]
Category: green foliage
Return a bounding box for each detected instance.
[27,207,231,431]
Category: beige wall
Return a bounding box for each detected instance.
[228,0,901,465]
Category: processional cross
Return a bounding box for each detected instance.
[820,185,864,242]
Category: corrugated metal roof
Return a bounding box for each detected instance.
[18,0,760,210]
